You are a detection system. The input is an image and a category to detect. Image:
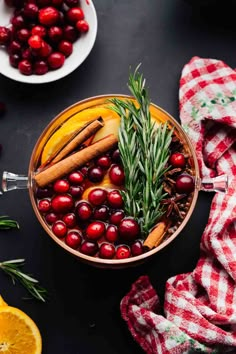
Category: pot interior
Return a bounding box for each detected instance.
[28,95,200,268]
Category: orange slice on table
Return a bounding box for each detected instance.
[0,295,42,354]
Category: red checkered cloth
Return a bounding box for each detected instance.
[120,57,236,353]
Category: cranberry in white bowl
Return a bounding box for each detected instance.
[0,0,97,84]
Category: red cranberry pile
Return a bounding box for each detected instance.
[0,0,89,75]
[35,149,145,260]
[35,140,195,260]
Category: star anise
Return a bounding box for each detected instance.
[163,167,182,195]
[170,134,183,153]
[161,194,187,219]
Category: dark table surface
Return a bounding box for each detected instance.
[0,1,236,353]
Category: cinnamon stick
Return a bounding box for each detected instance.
[51,117,104,164]
[34,134,118,188]
[143,221,167,249]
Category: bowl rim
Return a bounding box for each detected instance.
[28,94,200,266]
[0,0,98,84]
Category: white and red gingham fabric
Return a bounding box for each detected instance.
[120,57,236,353]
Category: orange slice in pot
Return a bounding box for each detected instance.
[82,173,121,201]
[0,295,42,354]
[41,107,119,165]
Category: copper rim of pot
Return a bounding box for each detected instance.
[17,94,200,268]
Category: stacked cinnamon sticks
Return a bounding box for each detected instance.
[34,117,118,188]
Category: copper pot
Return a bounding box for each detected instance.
[1,95,227,269]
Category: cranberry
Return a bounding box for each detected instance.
[105,225,119,243]
[175,174,195,194]
[88,188,107,206]
[34,60,49,75]
[87,166,104,183]
[169,152,186,168]
[116,245,131,259]
[118,218,140,241]
[9,53,21,67]
[52,220,67,238]
[68,171,84,184]
[96,155,111,170]
[62,213,77,228]
[53,179,70,193]
[69,185,83,198]
[0,27,10,45]
[109,209,125,225]
[51,194,74,213]
[36,186,53,198]
[107,190,123,209]
[93,205,109,221]
[80,240,98,256]
[22,48,33,60]
[47,52,65,69]
[11,15,24,29]
[65,230,82,249]
[63,25,78,42]
[76,19,89,33]
[38,198,51,213]
[109,165,125,186]
[24,3,38,19]
[38,41,52,57]
[45,212,58,224]
[80,166,88,177]
[76,201,93,220]
[31,25,47,37]
[8,40,21,54]
[17,28,31,43]
[28,35,43,49]
[58,40,73,57]
[48,26,63,42]
[0,102,6,117]
[66,7,84,24]
[38,7,60,26]
[111,149,121,163]
[65,0,79,7]
[131,240,143,256]
[18,60,33,75]
[86,221,105,240]
[99,243,115,259]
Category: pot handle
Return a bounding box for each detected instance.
[197,174,228,193]
[1,172,228,194]
[2,171,28,192]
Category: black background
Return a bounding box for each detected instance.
[0,1,236,353]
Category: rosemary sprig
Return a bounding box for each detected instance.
[0,216,19,230]
[109,66,173,236]
[0,259,47,302]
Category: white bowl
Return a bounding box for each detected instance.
[0,0,98,84]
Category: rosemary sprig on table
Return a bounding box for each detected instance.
[109,67,173,236]
[0,216,19,230]
[0,259,47,302]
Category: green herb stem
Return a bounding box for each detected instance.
[0,216,19,230]
[109,66,173,236]
[0,259,47,302]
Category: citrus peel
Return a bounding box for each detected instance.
[0,295,42,354]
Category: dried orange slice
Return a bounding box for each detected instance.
[0,295,42,354]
